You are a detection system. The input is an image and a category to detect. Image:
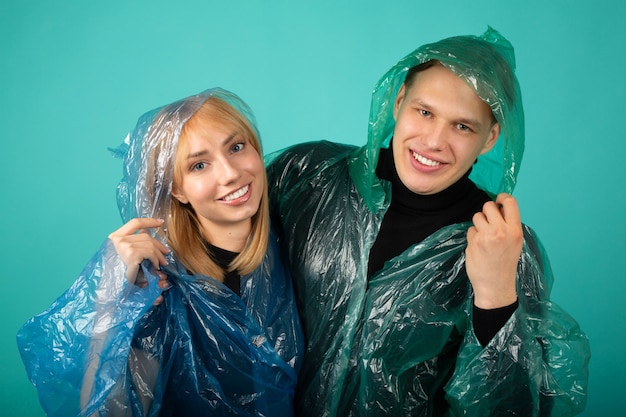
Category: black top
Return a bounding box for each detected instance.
[206,242,241,296]
[368,146,491,276]
[368,145,517,346]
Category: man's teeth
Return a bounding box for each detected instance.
[413,152,440,167]
[223,185,249,201]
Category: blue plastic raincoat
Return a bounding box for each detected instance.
[266,28,590,416]
[17,88,304,417]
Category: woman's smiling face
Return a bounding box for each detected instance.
[173,116,265,242]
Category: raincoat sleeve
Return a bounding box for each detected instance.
[17,233,303,417]
[16,240,163,417]
[266,142,589,417]
[445,225,590,416]
[357,222,590,417]
[17,87,303,417]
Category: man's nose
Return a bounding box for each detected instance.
[423,122,447,150]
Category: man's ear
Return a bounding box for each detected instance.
[480,122,501,155]
[393,84,407,121]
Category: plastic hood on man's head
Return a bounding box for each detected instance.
[110,88,259,244]
[367,27,525,197]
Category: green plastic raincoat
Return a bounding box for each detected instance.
[267,28,590,416]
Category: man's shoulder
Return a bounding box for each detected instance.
[266,140,358,177]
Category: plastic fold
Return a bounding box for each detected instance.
[266,27,589,416]
[17,88,304,417]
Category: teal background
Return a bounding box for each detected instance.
[2,0,624,415]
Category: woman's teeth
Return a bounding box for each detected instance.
[223,185,249,201]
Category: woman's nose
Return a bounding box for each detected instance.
[216,158,240,184]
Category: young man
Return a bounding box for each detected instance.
[267,28,590,416]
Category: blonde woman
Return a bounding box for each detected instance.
[18,88,303,417]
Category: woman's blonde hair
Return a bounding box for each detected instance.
[163,95,269,280]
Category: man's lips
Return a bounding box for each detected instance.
[412,151,441,167]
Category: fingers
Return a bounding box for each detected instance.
[153,295,164,306]
[495,193,521,225]
[113,233,169,268]
[153,271,171,306]
[108,219,173,304]
[472,193,520,229]
[465,194,523,308]
[156,270,171,290]
[109,218,165,238]
[109,218,171,282]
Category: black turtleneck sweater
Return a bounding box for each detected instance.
[368,146,517,346]
[205,242,241,296]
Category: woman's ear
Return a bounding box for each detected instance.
[171,186,189,204]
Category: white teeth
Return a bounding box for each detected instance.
[413,152,440,167]
[223,185,249,201]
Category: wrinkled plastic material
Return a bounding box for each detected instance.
[17,88,304,417]
[266,28,590,416]
[355,26,525,210]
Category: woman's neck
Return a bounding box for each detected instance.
[200,220,251,252]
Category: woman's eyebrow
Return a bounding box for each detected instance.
[222,132,239,146]
[186,133,238,159]
[186,149,209,160]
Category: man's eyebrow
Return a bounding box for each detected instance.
[410,98,484,130]
[409,98,432,109]
[455,116,484,130]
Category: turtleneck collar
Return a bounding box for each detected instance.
[205,241,239,268]
[204,241,241,296]
[367,143,491,278]
[376,145,481,216]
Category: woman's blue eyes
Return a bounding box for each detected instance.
[189,142,245,172]
[192,162,206,171]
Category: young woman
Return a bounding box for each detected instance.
[17,88,304,417]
